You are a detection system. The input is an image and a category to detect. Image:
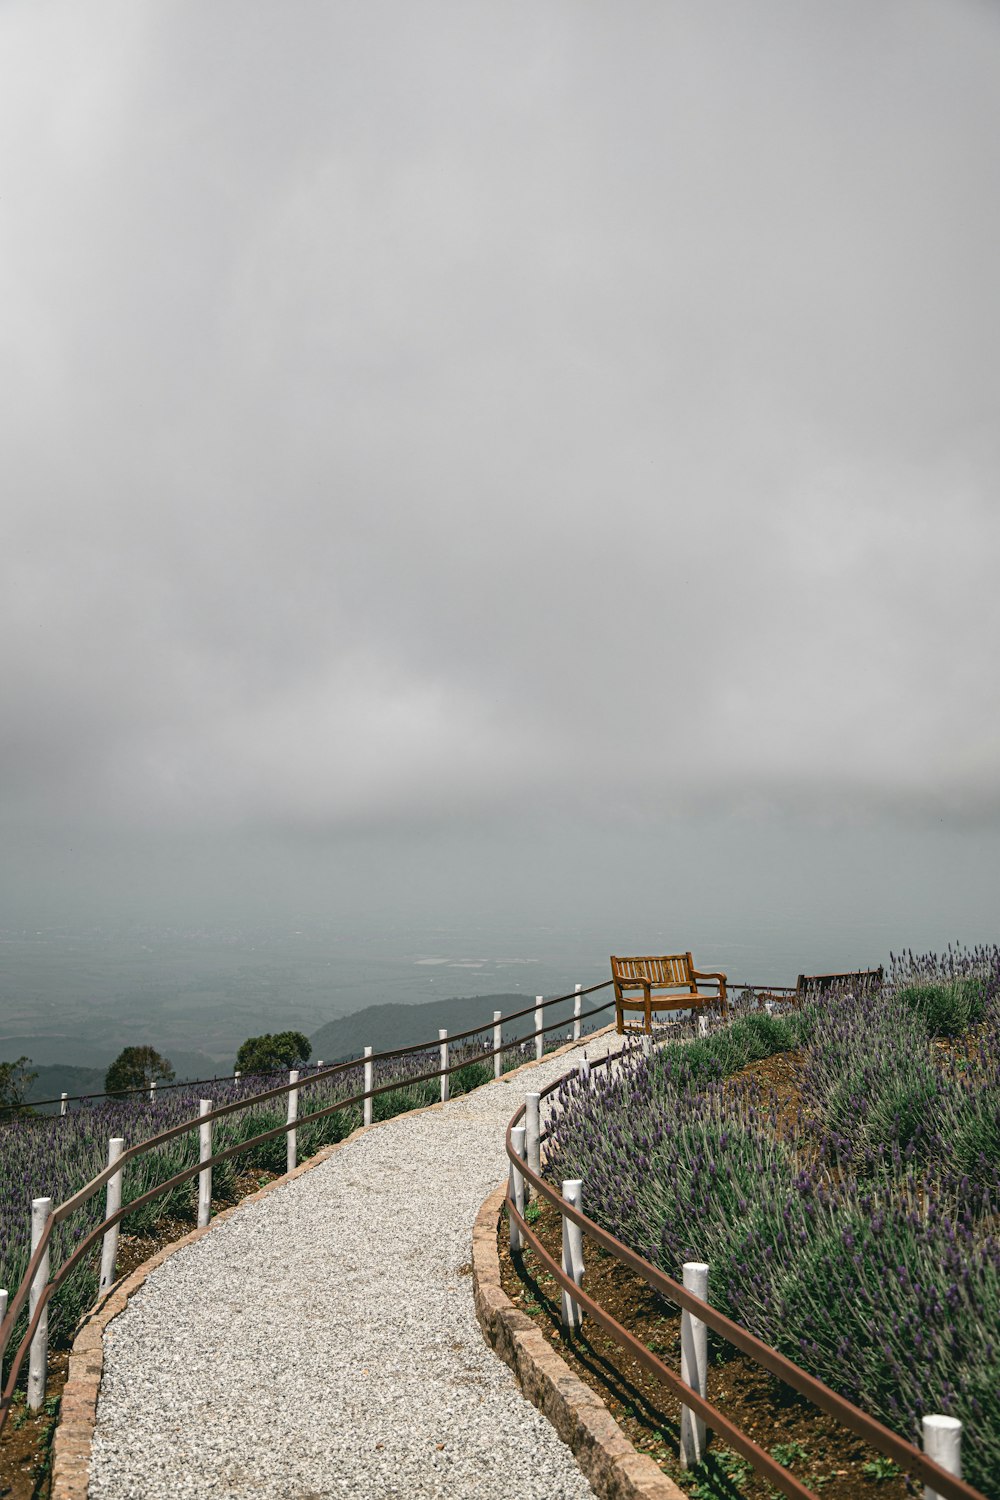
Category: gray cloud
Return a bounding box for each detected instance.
[3,0,1000,845]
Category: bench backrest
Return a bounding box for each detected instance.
[611,953,697,991]
[796,966,884,999]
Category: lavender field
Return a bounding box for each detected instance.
[545,947,1000,1494]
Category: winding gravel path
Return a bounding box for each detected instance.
[89,1033,620,1500]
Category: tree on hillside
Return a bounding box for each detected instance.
[235,1031,311,1075]
[105,1046,175,1098]
[0,1056,37,1112]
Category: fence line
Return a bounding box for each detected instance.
[0,983,616,1428]
[504,1067,983,1500]
[1,982,625,1115]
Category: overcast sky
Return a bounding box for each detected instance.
[2,1,999,970]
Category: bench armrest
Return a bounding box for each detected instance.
[690,969,726,985]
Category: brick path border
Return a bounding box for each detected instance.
[471,1185,684,1500]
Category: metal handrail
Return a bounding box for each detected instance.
[507,1199,814,1500]
[504,1078,987,1500]
[7,976,782,1115]
[0,983,615,1429]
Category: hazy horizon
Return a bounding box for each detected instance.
[3,1,999,1065]
[4,811,997,1064]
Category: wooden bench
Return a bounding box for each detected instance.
[755,966,884,1010]
[610,953,728,1034]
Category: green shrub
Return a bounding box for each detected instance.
[235,1031,311,1073]
[652,1008,808,1093]
[451,1061,492,1096]
[297,1103,362,1156]
[897,979,987,1037]
[372,1082,438,1121]
[105,1046,174,1098]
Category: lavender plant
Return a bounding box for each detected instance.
[801,949,1000,1198]
[890,944,998,1037]
[800,986,943,1170]
[931,1019,1000,1192]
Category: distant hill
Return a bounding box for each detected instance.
[0,1033,129,1069]
[3,993,609,1107]
[0,1034,220,1074]
[19,1050,227,1112]
[310,990,606,1062]
[24,1064,107,1110]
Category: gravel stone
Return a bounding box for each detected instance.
[89,1034,621,1499]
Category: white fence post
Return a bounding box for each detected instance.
[198,1100,213,1228]
[287,1069,299,1173]
[439,1030,449,1103]
[641,1032,652,1059]
[363,1046,373,1128]
[534,997,544,1062]
[525,1092,541,1181]
[923,1415,962,1500]
[580,1051,591,1082]
[60,1093,68,1117]
[27,1197,52,1412]
[573,984,582,1042]
[99,1137,126,1292]
[0,1288,7,1325]
[508,1125,527,1253]
[561,1178,584,1332]
[150,1079,157,1102]
[234,1070,241,1083]
[493,1011,503,1079]
[680,1261,709,1467]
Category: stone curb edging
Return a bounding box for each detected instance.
[50,1020,617,1499]
[471,1184,685,1500]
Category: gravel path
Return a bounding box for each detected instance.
[89,1033,621,1500]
